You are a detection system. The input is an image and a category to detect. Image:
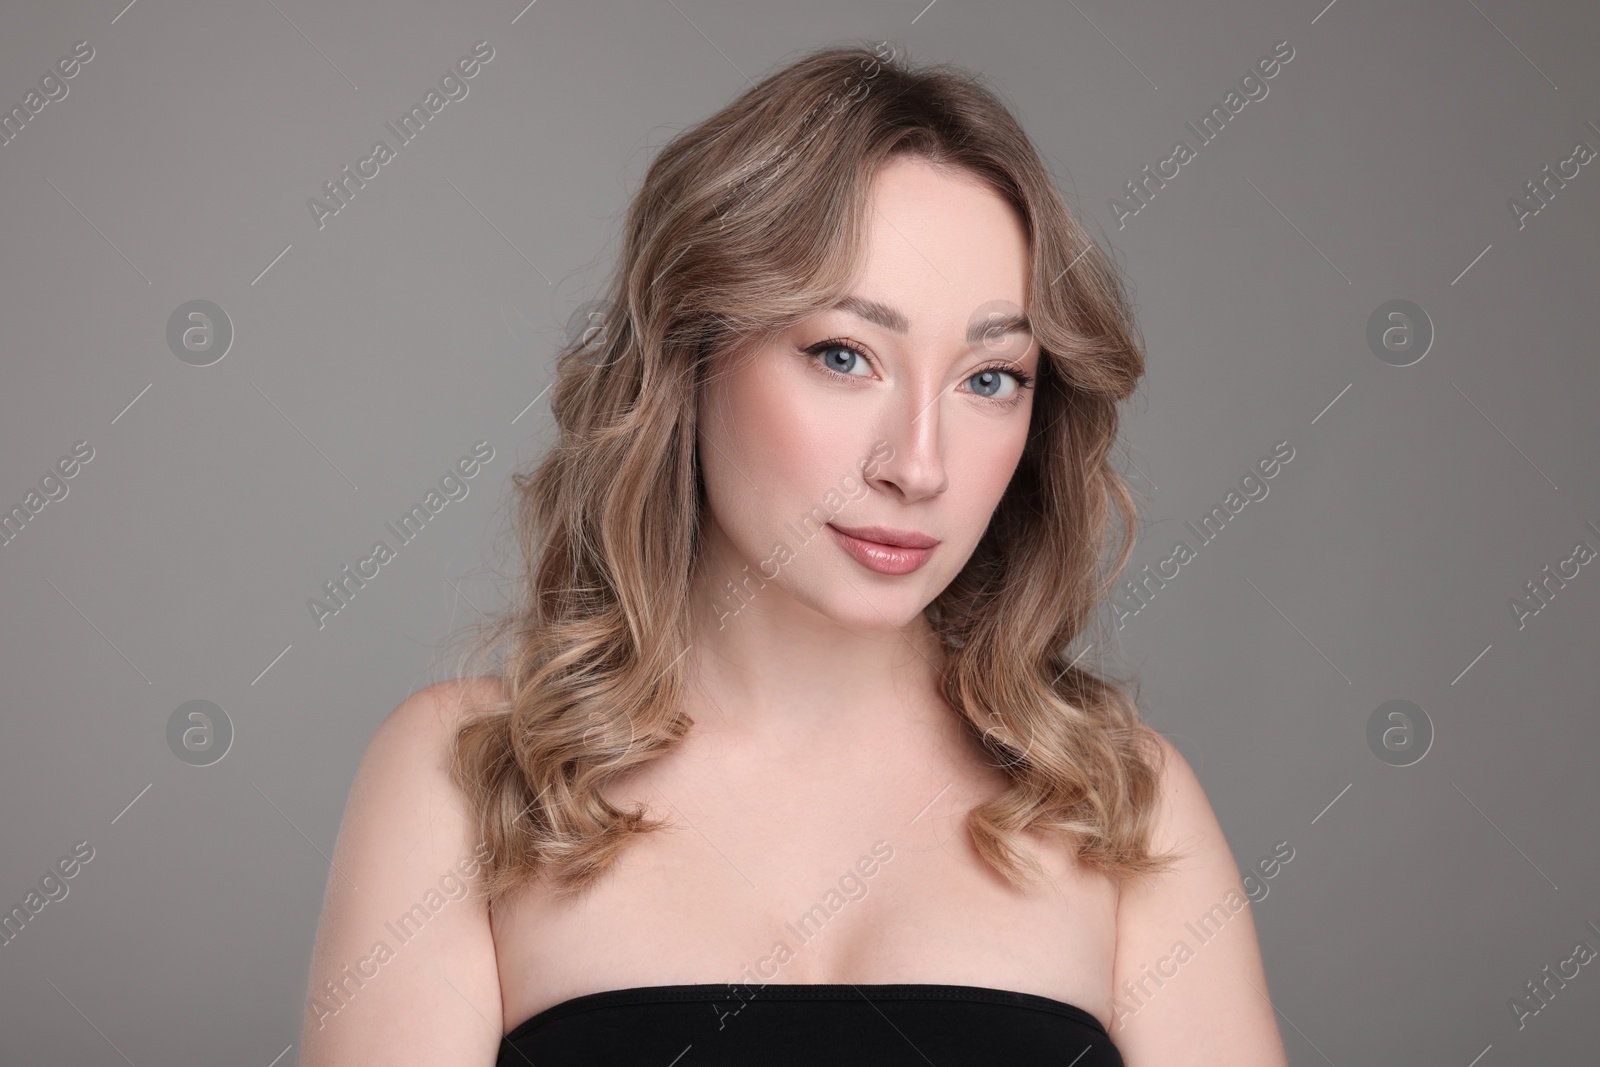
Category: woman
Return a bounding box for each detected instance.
[301,42,1289,1066]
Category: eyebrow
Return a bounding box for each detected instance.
[831,294,1033,349]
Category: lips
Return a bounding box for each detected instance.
[826,524,940,549]
[826,523,939,575]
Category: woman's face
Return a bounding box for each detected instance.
[696,155,1041,633]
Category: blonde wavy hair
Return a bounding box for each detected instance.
[446,40,1184,906]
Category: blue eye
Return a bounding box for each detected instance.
[801,336,1036,411]
[969,368,1014,399]
[968,365,1036,409]
[807,341,871,376]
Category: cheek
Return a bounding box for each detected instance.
[698,356,855,543]
[710,355,859,489]
[948,414,1030,512]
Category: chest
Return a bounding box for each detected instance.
[490,738,1121,1033]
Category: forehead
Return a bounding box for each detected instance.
[850,157,1031,332]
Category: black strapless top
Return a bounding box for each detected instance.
[496,982,1123,1066]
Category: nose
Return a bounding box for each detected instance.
[867,380,949,503]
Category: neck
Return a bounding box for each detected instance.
[687,551,949,742]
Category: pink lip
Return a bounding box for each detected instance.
[827,524,940,549]
[826,524,938,575]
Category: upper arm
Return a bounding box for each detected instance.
[1109,729,1289,1066]
[299,677,507,1067]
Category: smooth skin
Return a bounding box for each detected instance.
[300,157,1288,1065]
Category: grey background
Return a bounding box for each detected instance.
[1,0,1596,1064]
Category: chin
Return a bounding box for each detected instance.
[807,579,936,632]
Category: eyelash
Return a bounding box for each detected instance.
[800,336,1036,410]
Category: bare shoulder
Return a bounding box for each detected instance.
[1108,727,1289,1066]
[380,674,506,753]
[299,676,508,1065]
[430,673,510,718]
[1133,727,1214,856]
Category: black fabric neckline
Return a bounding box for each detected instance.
[503,982,1109,1044]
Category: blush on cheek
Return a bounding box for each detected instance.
[954,425,1028,500]
[727,350,866,491]
[746,385,813,476]
[697,361,796,560]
